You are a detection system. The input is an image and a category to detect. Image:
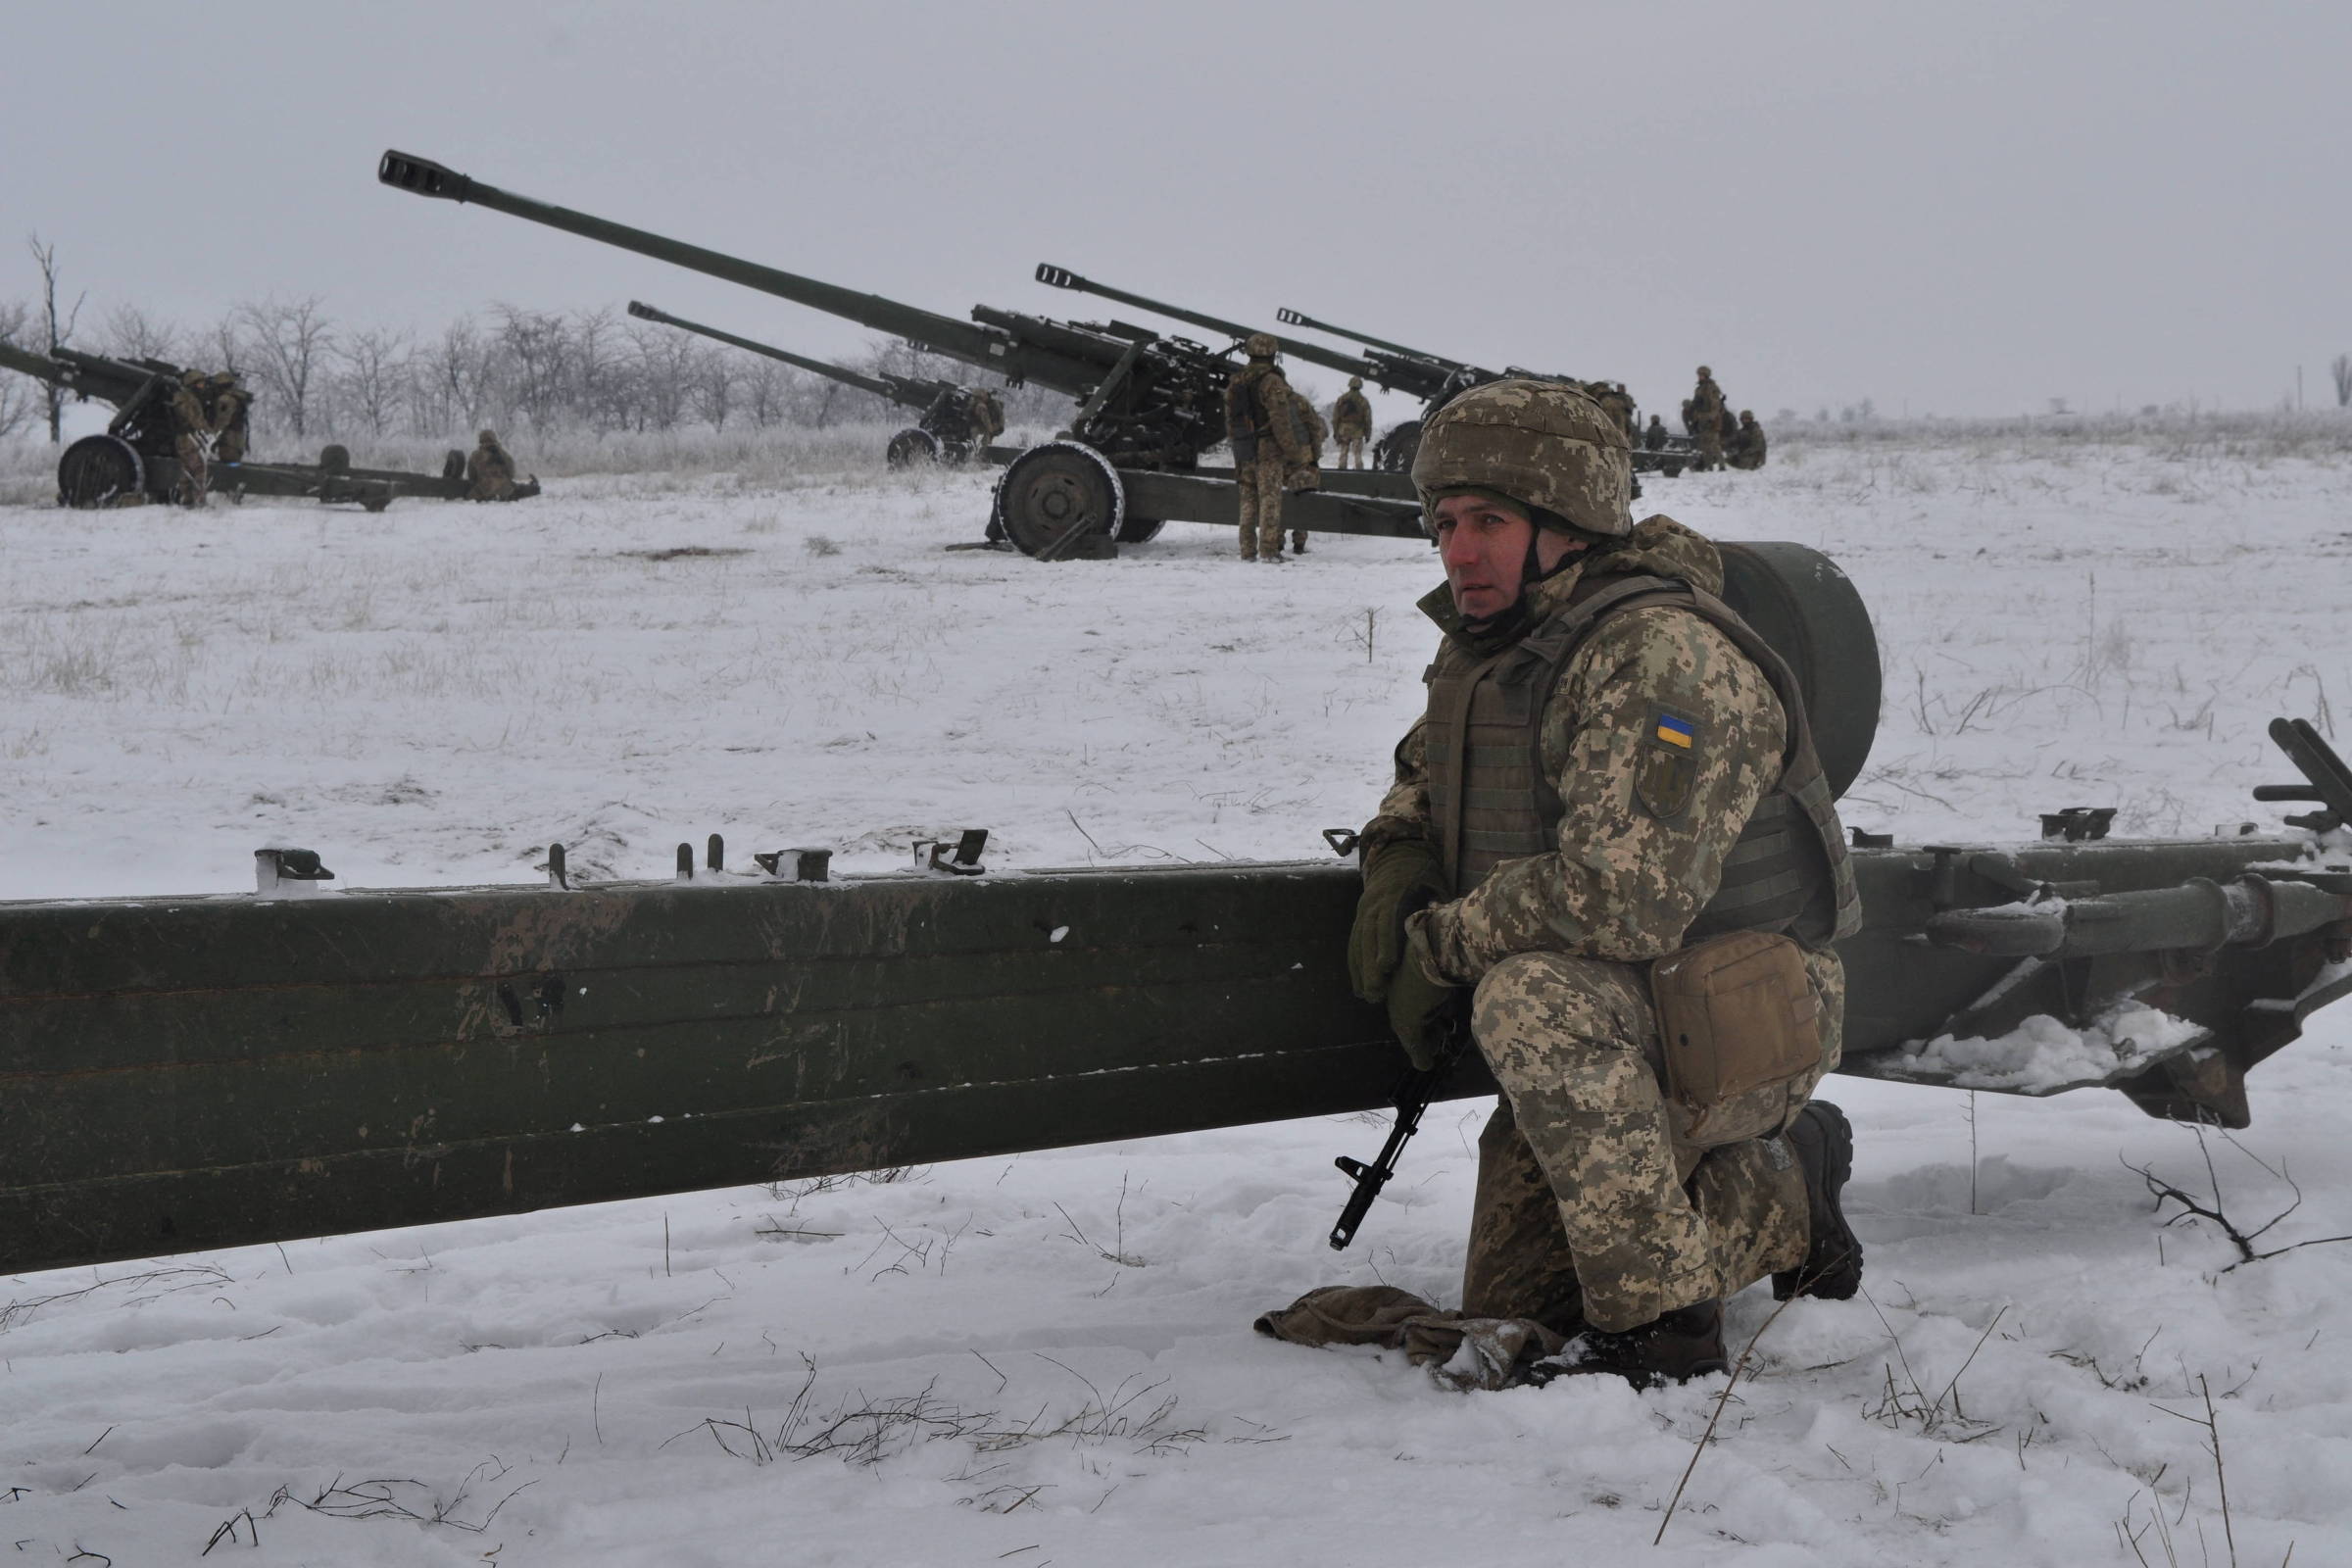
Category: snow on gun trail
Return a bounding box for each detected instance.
[3,428,2352,1565]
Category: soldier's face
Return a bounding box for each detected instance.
[1434,495,1577,619]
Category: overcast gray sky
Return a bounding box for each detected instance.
[5,0,2343,420]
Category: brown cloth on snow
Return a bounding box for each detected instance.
[1252,1284,1568,1392]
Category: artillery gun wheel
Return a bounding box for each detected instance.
[1373,420,1422,474]
[992,442,1125,558]
[319,444,353,473]
[1715,541,1881,800]
[886,427,943,468]
[56,434,146,509]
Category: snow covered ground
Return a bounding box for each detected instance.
[4,427,2350,1564]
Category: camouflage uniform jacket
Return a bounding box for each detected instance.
[1332,388,1374,439]
[466,441,516,498]
[1224,363,1311,465]
[1294,390,1328,460]
[1691,375,1726,422]
[1368,517,1797,985]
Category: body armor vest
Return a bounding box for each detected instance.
[1422,572,1861,949]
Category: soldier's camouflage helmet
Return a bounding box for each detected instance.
[1411,377,1633,538]
[1696,366,1712,378]
[1348,375,1362,389]
[478,429,500,446]
[1243,332,1280,360]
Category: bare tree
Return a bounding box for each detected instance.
[99,303,182,366]
[741,356,792,428]
[691,351,735,432]
[413,316,489,436]
[490,303,572,432]
[235,295,335,441]
[26,232,86,442]
[2331,353,2351,409]
[198,314,244,376]
[0,299,35,437]
[568,306,623,432]
[334,325,412,441]
[625,318,699,430]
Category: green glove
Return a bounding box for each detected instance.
[1347,840,1445,1003]
[1385,958,1461,1072]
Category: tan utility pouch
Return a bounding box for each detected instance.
[1650,930,1824,1152]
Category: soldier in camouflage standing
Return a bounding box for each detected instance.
[1593,382,1637,446]
[210,371,252,465]
[1642,413,1669,453]
[1688,366,1727,470]
[1332,375,1374,469]
[968,387,1005,455]
[1288,385,1327,557]
[466,428,519,501]
[1344,379,1862,1387]
[168,374,213,508]
[1222,333,1312,563]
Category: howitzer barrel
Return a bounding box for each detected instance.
[1275,306,1459,369]
[6,830,2351,1276]
[378,151,1102,392]
[0,340,65,388]
[1035,265,1378,382]
[0,342,160,406]
[1926,873,2351,959]
[625,300,922,409]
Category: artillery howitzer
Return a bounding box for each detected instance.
[7,523,2350,1278]
[1274,306,1700,476]
[377,150,1430,557]
[626,300,1004,468]
[1033,269,1676,489]
[0,340,533,511]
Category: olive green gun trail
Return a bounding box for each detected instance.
[5,828,2350,1278]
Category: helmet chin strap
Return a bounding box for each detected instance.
[1460,531,1590,649]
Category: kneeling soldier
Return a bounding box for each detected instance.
[1347,379,1862,1387]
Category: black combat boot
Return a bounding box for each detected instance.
[1773,1100,1863,1301]
[1523,1299,1728,1391]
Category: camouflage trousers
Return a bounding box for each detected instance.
[1695,427,1725,470]
[1460,950,1815,1334]
[173,434,210,508]
[1336,435,1367,469]
[1234,450,1289,559]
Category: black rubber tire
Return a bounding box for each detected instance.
[1373,419,1421,474]
[991,442,1125,558]
[886,427,943,468]
[56,434,145,509]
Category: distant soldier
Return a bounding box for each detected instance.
[168,375,212,508]
[1289,387,1329,556]
[1332,375,1374,469]
[1222,333,1313,563]
[1689,366,1727,470]
[210,371,252,464]
[466,428,519,501]
[1728,410,1768,470]
[968,387,1005,454]
[1594,381,1637,445]
[1642,414,1669,452]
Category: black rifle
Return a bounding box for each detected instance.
[1329,1015,1469,1250]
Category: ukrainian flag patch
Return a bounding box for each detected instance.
[1637,707,1700,819]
